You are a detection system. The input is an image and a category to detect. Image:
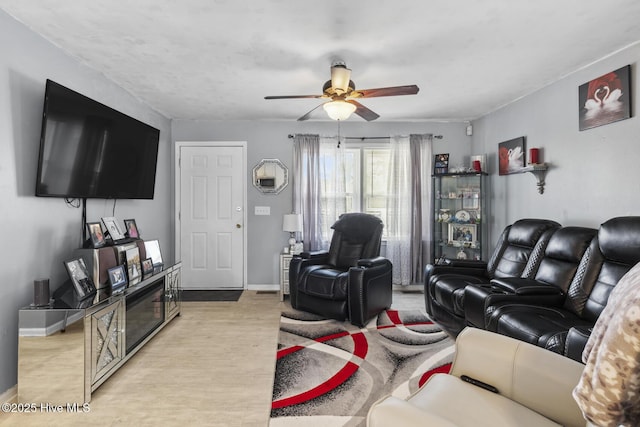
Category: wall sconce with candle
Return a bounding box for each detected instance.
[523,147,549,194]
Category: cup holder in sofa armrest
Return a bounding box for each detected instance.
[490,278,564,296]
[564,326,593,362]
[464,284,520,328]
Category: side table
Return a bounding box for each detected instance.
[280,253,293,301]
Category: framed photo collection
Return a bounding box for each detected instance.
[144,240,163,268]
[141,258,154,279]
[107,264,128,294]
[101,216,126,241]
[87,222,106,248]
[126,247,142,285]
[64,258,97,300]
[434,153,450,175]
[448,223,477,246]
[124,218,139,239]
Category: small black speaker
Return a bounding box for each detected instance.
[34,278,50,306]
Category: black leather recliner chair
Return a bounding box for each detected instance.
[289,213,393,327]
[424,218,560,335]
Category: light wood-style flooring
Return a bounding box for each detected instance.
[0,289,426,427]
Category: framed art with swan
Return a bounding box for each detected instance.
[498,137,526,175]
[579,65,631,131]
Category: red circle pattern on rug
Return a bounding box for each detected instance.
[272,309,452,410]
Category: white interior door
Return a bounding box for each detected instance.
[178,144,245,289]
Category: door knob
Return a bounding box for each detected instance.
[236,224,242,229]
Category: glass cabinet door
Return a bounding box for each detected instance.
[432,172,487,263]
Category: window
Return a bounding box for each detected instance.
[294,133,432,285]
[318,145,392,239]
[362,148,391,220]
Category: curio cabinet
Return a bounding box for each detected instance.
[432,172,488,264]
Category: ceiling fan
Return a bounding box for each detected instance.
[264,62,419,121]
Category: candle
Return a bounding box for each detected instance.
[472,160,482,172]
[529,148,539,164]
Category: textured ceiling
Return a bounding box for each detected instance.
[2,0,640,122]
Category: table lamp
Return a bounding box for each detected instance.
[283,214,303,248]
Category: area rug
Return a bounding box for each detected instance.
[180,290,242,301]
[269,309,454,426]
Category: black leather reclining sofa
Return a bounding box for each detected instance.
[425,216,640,361]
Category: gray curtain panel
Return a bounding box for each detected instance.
[292,134,322,250]
[410,134,433,283]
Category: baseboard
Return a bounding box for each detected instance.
[247,284,420,292]
[1,384,17,403]
[247,284,279,291]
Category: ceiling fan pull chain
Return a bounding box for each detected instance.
[337,120,341,148]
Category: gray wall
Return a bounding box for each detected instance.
[0,11,172,395]
[172,120,470,286]
[470,42,640,245]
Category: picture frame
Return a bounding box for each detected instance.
[434,153,449,175]
[102,216,126,241]
[125,247,142,285]
[107,264,128,294]
[498,137,526,175]
[87,221,106,248]
[144,240,163,267]
[579,65,632,131]
[124,218,139,239]
[141,257,154,278]
[64,258,97,300]
[448,223,477,245]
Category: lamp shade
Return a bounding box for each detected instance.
[283,214,303,232]
[330,65,352,94]
[323,100,356,121]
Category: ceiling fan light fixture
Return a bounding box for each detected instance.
[323,100,356,121]
[331,64,352,94]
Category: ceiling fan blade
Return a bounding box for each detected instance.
[297,103,324,121]
[353,85,420,98]
[348,100,380,121]
[264,94,323,100]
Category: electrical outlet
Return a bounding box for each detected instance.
[254,206,270,216]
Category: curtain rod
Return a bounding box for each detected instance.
[287,134,443,140]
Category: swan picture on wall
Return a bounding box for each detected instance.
[579,65,631,131]
[507,146,524,171]
[498,137,526,175]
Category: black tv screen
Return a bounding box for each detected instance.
[35,80,160,199]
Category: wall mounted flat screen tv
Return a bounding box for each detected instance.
[35,79,160,199]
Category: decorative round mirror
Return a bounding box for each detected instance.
[252,159,288,194]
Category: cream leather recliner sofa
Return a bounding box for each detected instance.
[367,327,591,427]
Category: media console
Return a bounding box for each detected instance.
[17,262,181,404]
